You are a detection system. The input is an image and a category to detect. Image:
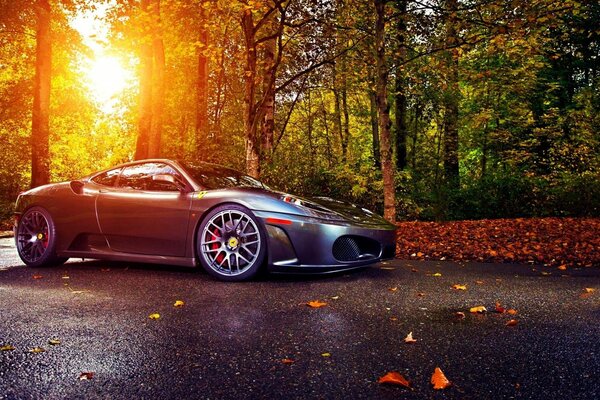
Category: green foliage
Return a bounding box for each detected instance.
[1,0,599,227]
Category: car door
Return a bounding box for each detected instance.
[96,162,192,257]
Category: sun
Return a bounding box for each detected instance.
[84,55,134,112]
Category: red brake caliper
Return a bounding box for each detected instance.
[211,228,224,264]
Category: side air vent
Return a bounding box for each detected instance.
[332,235,381,262]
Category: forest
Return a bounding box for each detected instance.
[1,0,599,226]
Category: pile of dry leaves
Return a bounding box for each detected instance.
[396,217,600,268]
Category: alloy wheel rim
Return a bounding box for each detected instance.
[200,210,261,276]
[17,210,50,263]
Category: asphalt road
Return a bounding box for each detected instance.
[1,237,599,399]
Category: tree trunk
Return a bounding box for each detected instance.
[375,0,396,223]
[261,33,276,158]
[332,66,344,162]
[195,0,209,154]
[241,9,260,178]
[31,0,51,188]
[148,24,165,158]
[369,90,380,168]
[135,0,153,160]
[443,0,460,186]
[394,0,408,170]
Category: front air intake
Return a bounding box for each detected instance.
[332,236,381,262]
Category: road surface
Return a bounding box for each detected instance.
[1,238,599,399]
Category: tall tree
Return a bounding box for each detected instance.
[442,0,460,186]
[196,0,209,154]
[394,0,408,170]
[374,0,396,222]
[135,0,165,160]
[31,0,51,188]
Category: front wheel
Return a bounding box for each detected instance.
[16,206,68,267]
[197,204,267,281]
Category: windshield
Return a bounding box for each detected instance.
[180,162,268,190]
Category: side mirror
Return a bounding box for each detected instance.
[152,174,187,191]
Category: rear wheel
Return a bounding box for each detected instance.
[16,206,67,267]
[197,204,266,281]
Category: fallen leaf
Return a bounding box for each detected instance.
[1,345,15,351]
[281,358,294,364]
[416,252,424,257]
[173,300,185,307]
[388,287,398,292]
[558,264,567,271]
[29,347,45,353]
[411,268,418,273]
[331,296,340,300]
[378,371,411,388]
[454,311,466,320]
[307,300,327,308]
[48,339,61,346]
[432,272,442,277]
[580,288,596,298]
[404,332,417,344]
[507,309,518,315]
[417,292,425,297]
[321,352,331,357]
[451,284,467,291]
[476,280,484,284]
[469,306,487,313]
[431,367,451,390]
[32,274,43,280]
[390,317,398,321]
[506,319,518,326]
[79,372,94,380]
[495,302,506,313]
[149,313,161,320]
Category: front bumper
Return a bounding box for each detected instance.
[254,211,396,273]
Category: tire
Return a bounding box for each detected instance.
[196,204,267,281]
[15,206,68,267]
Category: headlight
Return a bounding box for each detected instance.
[280,194,344,221]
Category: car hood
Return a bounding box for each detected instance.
[308,196,392,227]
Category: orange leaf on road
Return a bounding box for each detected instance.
[431,367,451,390]
[281,358,294,364]
[495,302,506,313]
[378,371,411,388]
[506,319,518,326]
[307,300,327,308]
[79,372,95,380]
[451,284,467,291]
[507,309,518,315]
[469,306,487,313]
[173,300,185,307]
[404,332,417,344]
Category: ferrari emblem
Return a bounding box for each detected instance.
[227,237,239,249]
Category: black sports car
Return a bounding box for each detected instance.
[14,159,396,281]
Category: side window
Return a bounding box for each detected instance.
[91,168,122,187]
[118,163,184,192]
